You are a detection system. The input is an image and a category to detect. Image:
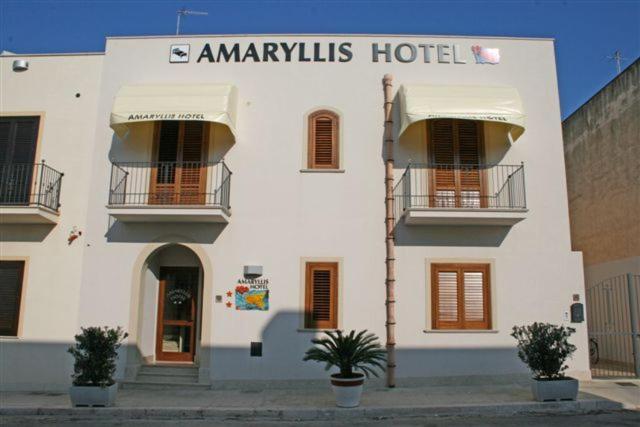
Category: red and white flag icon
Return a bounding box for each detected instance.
[471,46,500,64]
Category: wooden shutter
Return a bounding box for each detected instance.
[150,121,207,205]
[178,122,207,204]
[0,117,39,164]
[305,262,338,329]
[457,121,483,207]
[0,117,40,205]
[0,120,11,164]
[0,261,25,336]
[431,263,490,330]
[428,119,484,207]
[462,269,489,329]
[308,111,339,169]
[429,120,456,207]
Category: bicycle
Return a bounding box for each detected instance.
[589,337,599,365]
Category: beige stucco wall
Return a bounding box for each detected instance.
[1,35,590,390]
[563,60,640,269]
[0,54,103,389]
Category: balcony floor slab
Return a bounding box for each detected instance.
[0,206,60,224]
[106,206,230,224]
[403,208,527,226]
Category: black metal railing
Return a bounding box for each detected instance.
[394,163,526,215]
[108,160,231,209]
[0,162,64,212]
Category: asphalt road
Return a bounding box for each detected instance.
[2,411,639,426]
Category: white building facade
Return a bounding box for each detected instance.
[0,35,590,391]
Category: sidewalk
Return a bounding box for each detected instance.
[581,379,640,410]
[0,381,630,422]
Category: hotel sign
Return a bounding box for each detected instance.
[126,113,205,121]
[170,42,500,65]
[234,278,270,311]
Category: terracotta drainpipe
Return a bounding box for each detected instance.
[383,74,396,388]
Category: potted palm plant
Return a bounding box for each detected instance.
[303,330,386,408]
[68,326,128,407]
[511,322,578,402]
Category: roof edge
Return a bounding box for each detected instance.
[0,52,104,58]
[0,33,555,57]
[106,33,555,42]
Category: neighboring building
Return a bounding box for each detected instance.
[563,58,640,285]
[563,58,640,378]
[0,35,589,391]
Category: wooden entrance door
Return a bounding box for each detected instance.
[155,267,199,362]
[428,119,486,208]
[149,121,208,205]
[0,117,39,205]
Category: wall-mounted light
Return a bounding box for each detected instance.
[12,60,29,72]
[243,265,263,278]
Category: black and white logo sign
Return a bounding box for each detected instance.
[170,44,190,63]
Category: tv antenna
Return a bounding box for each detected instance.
[607,50,627,74]
[176,8,208,35]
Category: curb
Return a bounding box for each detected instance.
[0,399,623,421]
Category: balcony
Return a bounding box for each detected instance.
[394,163,527,226]
[0,163,63,224]
[107,161,231,223]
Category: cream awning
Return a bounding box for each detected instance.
[110,84,237,139]
[398,85,525,142]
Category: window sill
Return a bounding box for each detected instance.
[423,329,499,334]
[297,328,339,333]
[0,335,20,340]
[299,169,345,174]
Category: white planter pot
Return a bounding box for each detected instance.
[69,383,118,407]
[531,377,578,402]
[330,374,365,408]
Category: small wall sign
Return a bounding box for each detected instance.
[170,44,190,63]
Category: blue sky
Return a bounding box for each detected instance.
[1,0,638,118]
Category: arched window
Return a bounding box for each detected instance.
[308,110,339,169]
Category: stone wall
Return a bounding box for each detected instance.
[563,59,640,267]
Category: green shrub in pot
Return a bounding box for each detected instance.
[511,322,578,401]
[67,326,128,407]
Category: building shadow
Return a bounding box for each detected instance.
[394,223,511,247]
[2,310,584,393]
[208,311,529,384]
[105,220,227,244]
[0,224,55,242]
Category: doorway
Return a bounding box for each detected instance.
[427,119,486,208]
[155,266,199,362]
[149,121,209,205]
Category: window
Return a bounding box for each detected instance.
[428,119,485,208]
[304,262,338,329]
[307,110,339,169]
[0,261,25,336]
[431,263,491,330]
